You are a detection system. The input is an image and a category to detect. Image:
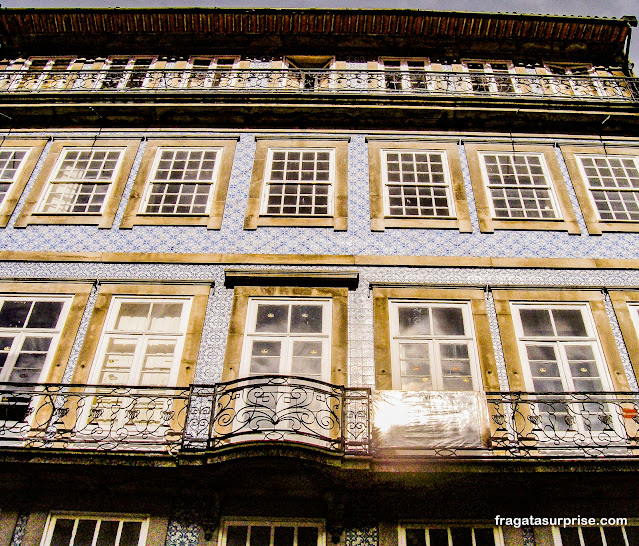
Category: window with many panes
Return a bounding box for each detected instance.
[479,152,560,220]
[0,296,71,384]
[220,519,325,546]
[185,56,239,88]
[383,150,454,218]
[401,525,504,546]
[240,298,332,382]
[575,154,639,222]
[90,297,191,387]
[140,147,222,215]
[0,148,29,207]
[36,147,124,214]
[511,304,611,393]
[262,149,333,216]
[389,301,480,391]
[464,61,515,94]
[552,525,639,546]
[41,514,149,546]
[380,58,430,90]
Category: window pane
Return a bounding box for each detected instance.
[428,529,449,546]
[398,307,430,336]
[405,529,426,546]
[297,528,318,546]
[473,528,496,546]
[74,519,97,546]
[9,351,48,382]
[250,526,271,546]
[520,309,554,336]
[148,303,183,333]
[449,527,473,546]
[559,528,582,546]
[250,341,282,374]
[227,526,248,546]
[95,520,119,546]
[290,305,323,334]
[291,341,323,377]
[115,303,150,331]
[432,307,465,336]
[119,521,142,546]
[580,527,604,546]
[0,301,31,328]
[27,301,63,329]
[602,526,626,546]
[624,527,639,544]
[552,309,587,337]
[255,305,289,333]
[273,527,294,546]
[50,518,75,546]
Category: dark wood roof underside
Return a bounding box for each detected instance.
[0,8,632,63]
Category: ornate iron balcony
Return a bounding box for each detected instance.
[486,391,639,458]
[1,383,638,458]
[0,377,371,455]
[1,68,638,104]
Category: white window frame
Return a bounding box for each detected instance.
[10,57,77,91]
[380,57,431,91]
[575,154,639,223]
[478,151,563,221]
[239,297,332,382]
[39,513,150,546]
[281,56,336,90]
[182,56,240,88]
[0,147,31,207]
[543,63,603,97]
[388,300,481,391]
[511,302,613,393]
[138,146,223,216]
[88,296,192,387]
[97,56,158,90]
[462,60,518,94]
[219,517,326,546]
[551,525,637,546]
[381,148,456,219]
[260,147,335,217]
[399,523,505,546]
[0,295,73,384]
[35,147,125,215]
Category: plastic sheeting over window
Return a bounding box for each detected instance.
[372,390,489,450]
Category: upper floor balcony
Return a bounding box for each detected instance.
[1,375,639,460]
[1,66,638,106]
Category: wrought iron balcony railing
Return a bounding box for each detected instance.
[1,68,637,104]
[0,377,371,455]
[1,382,638,458]
[486,391,639,458]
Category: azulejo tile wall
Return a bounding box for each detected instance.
[1,130,639,259]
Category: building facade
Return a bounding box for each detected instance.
[0,7,638,546]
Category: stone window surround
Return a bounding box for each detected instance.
[0,139,47,227]
[561,144,639,235]
[372,286,499,391]
[70,283,210,387]
[464,142,580,234]
[120,138,237,229]
[243,138,349,231]
[367,140,472,232]
[223,285,348,386]
[0,281,92,383]
[14,139,140,229]
[492,289,630,392]
[609,290,639,382]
